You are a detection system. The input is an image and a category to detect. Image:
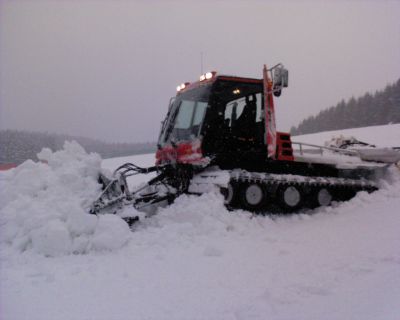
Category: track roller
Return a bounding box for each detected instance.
[241,183,266,211]
[278,185,303,212]
[317,187,332,206]
[221,182,240,208]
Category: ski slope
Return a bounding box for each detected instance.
[1,125,400,320]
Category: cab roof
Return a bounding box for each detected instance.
[177,73,262,95]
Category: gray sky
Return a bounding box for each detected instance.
[1,0,399,143]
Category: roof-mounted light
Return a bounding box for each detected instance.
[199,71,216,81]
[176,82,190,92]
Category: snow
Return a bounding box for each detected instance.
[0,141,131,256]
[1,126,400,320]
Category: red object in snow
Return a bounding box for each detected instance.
[0,163,17,171]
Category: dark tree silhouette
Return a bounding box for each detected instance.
[291,79,400,135]
[0,130,156,165]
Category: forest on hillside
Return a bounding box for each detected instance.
[0,130,156,165]
[290,79,400,135]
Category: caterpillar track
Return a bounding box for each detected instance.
[189,169,378,213]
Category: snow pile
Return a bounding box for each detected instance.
[0,141,131,256]
[139,191,259,239]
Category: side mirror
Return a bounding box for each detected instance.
[273,66,288,88]
[272,65,288,97]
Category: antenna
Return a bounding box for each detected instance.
[200,51,203,74]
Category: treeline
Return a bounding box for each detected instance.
[0,130,156,165]
[290,79,400,135]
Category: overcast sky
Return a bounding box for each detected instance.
[0,0,399,143]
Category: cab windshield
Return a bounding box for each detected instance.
[160,84,211,145]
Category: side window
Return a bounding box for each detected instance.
[162,100,181,143]
[224,98,246,127]
[224,93,263,127]
[159,98,176,144]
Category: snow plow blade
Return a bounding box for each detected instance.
[89,163,178,219]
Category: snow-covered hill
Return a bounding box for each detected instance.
[1,125,400,320]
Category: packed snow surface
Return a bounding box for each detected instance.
[1,125,400,320]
